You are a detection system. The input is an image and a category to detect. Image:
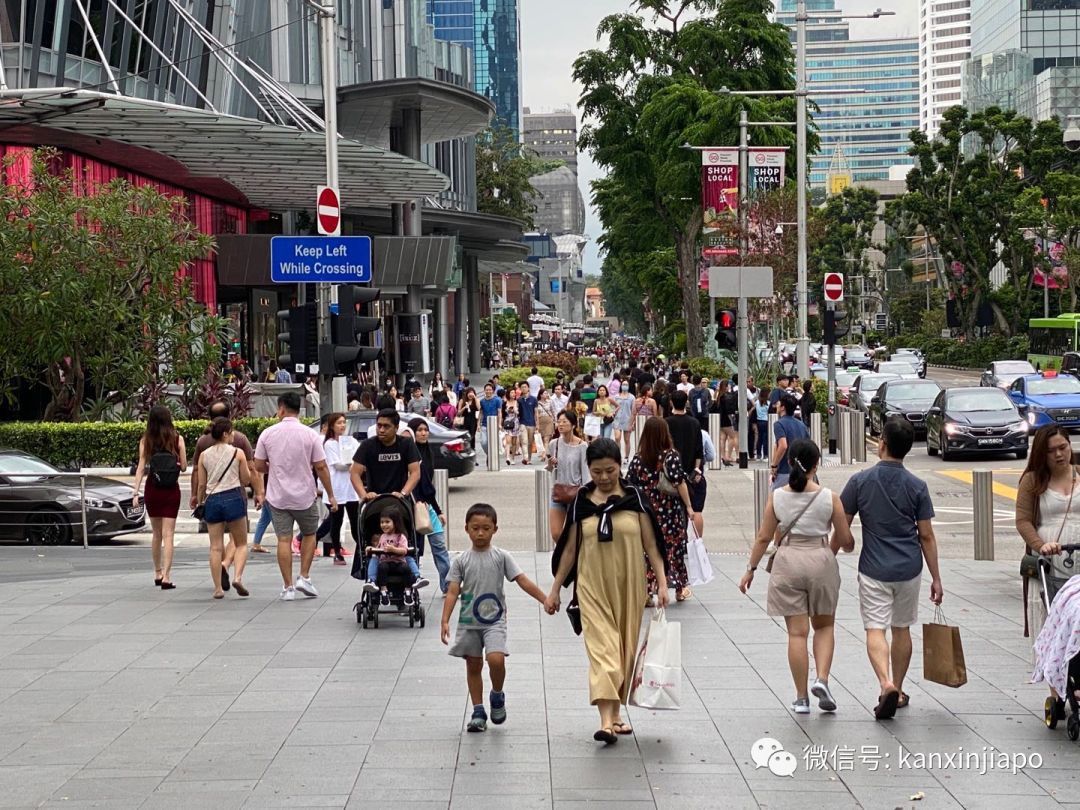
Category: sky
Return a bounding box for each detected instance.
[519,0,919,276]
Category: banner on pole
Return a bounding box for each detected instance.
[748,147,787,195]
[701,148,738,256]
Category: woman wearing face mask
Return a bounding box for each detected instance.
[407,418,447,594]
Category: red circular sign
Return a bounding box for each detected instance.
[823,272,844,302]
[317,186,340,234]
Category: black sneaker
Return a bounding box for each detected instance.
[380,591,390,606]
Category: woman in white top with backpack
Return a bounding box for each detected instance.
[739,438,854,714]
[197,417,262,599]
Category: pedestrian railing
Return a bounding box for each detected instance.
[0,473,102,549]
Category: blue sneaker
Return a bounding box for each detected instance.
[490,691,506,725]
[467,706,487,733]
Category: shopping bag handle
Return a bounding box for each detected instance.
[932,604,947,625]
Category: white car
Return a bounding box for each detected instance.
[875,360,920,380]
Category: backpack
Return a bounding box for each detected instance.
[436,403,455,428]
[149,451,180,488]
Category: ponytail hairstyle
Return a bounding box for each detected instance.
[786,438,820,493]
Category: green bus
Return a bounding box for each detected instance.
[1028,314,1080,370]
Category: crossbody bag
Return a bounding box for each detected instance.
[551,439,581,505]
[765,488,824,574]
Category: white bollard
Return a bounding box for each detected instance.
[810,412,823,453]
[434,468,449,550]
[754,468,770,534]
[852,410,867,463]
[486,415,501,472]
[535,468,552,552]
[973,470,994,561]
[768,413,779,460]
[839,409,852,465]
[708,413,722,471]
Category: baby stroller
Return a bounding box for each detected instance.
[350,493,426,629]
[1037,544,1080,740]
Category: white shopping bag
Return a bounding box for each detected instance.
[685,522,714,587]
[629,609,681,710]
[583,413,602,437]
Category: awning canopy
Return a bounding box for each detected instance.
[478,259,536,275]
[338,79,494,147]
[0,89,449,209]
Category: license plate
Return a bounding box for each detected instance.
[125,505,144,519]
[977,438,1003,446]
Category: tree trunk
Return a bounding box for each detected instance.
[675,223,703,357]
[991,302,1011,336]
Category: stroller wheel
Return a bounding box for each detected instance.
[361,613,368,628]
[354,602,363,625]
[1069,714,1080,742]
[409,613,415,628]
[372,609,379,629]
[419,606,426,628]
[1046,696,1065,729]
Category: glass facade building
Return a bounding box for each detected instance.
[777,0,919,188]
[427,0,521,134]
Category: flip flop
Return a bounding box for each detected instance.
[233,581,249,598]
[874,689,900,720]
[612,722,633,735]
[593,727,617,745]
[897,692,910,709]
[250,546,270,554]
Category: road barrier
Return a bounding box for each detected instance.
[754,468,770,534]
[485,415,501,472]
[434,468,449,549]
[973,469,994,561]
[708,413,722,471]
[810,412,823,453]
[535,468,552,552]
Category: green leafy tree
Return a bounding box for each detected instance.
[475,125,562,228]
[575,0,804,356]
[809,186,883,328]
[0,148,225,420]
[480,310,524,345]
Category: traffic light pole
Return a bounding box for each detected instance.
[737,109,750,470]
[826,302,837,455]
[313,0,337,418]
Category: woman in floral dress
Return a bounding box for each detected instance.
[627,416,695,601]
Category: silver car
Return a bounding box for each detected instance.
[981,360,1036,390]
[875,360,920,380]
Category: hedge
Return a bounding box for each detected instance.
[0,417,279,470]
[886,334,1029,369]
[495,366,562,390]
[577,357,599,375]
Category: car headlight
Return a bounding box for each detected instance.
[83,496,107,508]
[1007,420,1029,433]
[944,423,966,436]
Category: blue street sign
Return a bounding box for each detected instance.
[270,236,372,284]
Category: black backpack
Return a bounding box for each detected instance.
[149,451,180,488]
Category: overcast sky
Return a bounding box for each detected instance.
[519,0,918,275]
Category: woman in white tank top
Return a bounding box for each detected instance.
[739,438,855,715]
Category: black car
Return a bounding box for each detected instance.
[0,449,145,544]
[847,372,901,424]
[925,387,1029,460]
[313,411,476,478]
[868,379,943,438]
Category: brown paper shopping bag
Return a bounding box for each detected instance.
[922,606,967,688]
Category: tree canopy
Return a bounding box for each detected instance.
[475,124,562,228]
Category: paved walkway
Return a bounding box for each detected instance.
[0,546,1077,809]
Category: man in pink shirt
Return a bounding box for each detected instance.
[253,391,337,601]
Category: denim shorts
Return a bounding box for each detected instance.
[203,487,247,524]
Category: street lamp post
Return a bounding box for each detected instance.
[795,0,809,380]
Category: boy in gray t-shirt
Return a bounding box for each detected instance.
[441,503,547,733]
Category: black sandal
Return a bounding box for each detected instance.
[874,689,900,720]
[593,727,617,745]
[897,692,910,709]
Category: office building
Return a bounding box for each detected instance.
[428,0,522,134]
[777,0,920,189]
[522,107,586,235]
[920,0,972,139]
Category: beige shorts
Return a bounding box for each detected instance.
[858,573,921,630]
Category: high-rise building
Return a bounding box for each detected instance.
[777,0,920,189]
[920,0,972,139]
[963,0,1080,125]
[428,0,522,134]
[522,108,586,235]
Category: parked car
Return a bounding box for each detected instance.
[980,360,1036,390]
[868,379,943,438]
[0,449,145,544]
[891,351,927,378]
[312,411,476,478]
[874,360,920,380]
[925,387,1029,460]
[847,372,901,422]
[1007,372,1080,431]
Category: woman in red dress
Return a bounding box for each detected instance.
[132,405,187,589]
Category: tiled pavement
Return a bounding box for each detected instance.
[0,549,1078,809]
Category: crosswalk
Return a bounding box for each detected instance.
[935,468,1025,502]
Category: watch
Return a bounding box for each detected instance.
[746,564,757,573]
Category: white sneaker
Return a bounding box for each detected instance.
[280,586,296,602]
[413,578,430,590]
[295,576,318,598]
[363,583,380,594]
[791,697,811,714]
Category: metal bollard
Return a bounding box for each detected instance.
[810,412,823,453]
[434,468,449,549]
[486,415,501,472]
[973,469,995,560]
[839,409,852,465]
[80,475,89,550]
[708,413,722,471]
[851,410,867,463]
[768,413,779,460]
[754,468,770,534]
[535,468,552,552]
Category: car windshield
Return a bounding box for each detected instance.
[995,362,1035,375]
[1027,377,1080,396]
[835,372,857,387]
[894,354,920,363]
[0,454,59,476]
[948,390,1014,412]
[857,373,896,389]
[877,362,916,374]
[888,383,940,405]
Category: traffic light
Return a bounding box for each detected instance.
[320,285,383,374]
[717,309,736,350]
[823,309,849,344]
[277,302,316,375]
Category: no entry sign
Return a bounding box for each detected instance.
[823,272,845,303]
[317,185,340,236]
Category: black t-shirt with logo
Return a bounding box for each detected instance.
[352,435,421,495]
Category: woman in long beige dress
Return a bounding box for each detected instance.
[547,438,669,744]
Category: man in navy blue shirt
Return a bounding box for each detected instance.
[841,416,943,721]
[478,383,504,459]
[516,381,539,464]
[770,395,809,489]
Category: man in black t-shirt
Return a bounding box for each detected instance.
[666,390,705,538]
[350,409,421,499]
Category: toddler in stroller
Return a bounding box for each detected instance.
[1031,545,1080,740]
[351,496,429,629]
[364,508,429,606]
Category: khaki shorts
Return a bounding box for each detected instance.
[268,500,321,539]
[448,625,509,659]
[858,573,921,630]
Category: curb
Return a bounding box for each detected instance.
[928,364,982,372]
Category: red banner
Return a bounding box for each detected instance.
[701,148,738,256]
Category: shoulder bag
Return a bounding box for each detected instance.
[657,452,679,496]
[551,440,580,505]
[1021,469,1075,636]
[765,488,823,574]
[192,448,238,521]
